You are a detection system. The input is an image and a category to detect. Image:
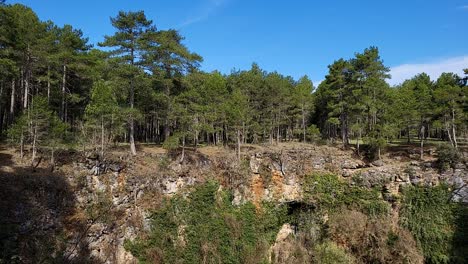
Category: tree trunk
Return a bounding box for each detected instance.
[51,148,55,171]
[163,74,172,142]
[23,72,29,109]
[276,121,280,144]
[23,48,30,109]
[10,80,15,117]
[129,78,137,155]
[236,128,241,161]
[20,68,24,108]
[194,116,199,149]
[446,126,454,147]
[61,64,67,121]
[357,128,361,156]
[20,132,24,160]
[101,115,105,158]
[0,83,3,133]
[302,105,306,142]
[47,66,51,104]
[31,125,37,168]
[180,135,185,163]
[242,121,246,144]
[341,115,346,148]
[452,107,458,149]
[407,125,411,143]
[420,125,425,160]
[127,36,138,155]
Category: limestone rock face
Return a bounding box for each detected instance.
[275,223,294,242]
[11,144,464,264]
[69,144,468,264]
[268,223,310,263]
[249,155,261,174]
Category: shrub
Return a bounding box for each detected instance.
[306,124,321,143]
[400,185,468,263]
[125,181,288,264]
[436,143,461,171]
[363,136,387,161]
[328,209,423,263]
[303,173,389,216]
[313,241,355,264]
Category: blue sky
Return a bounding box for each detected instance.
[9,0,468,85]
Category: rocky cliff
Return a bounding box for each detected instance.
[0,143,466,263]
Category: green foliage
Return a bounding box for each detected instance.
[47,114,69,150]
[436,143,461,171]
[313,241,355,264]
[328,209,424,263]
[316,47,391,146]
[86,191,115,225]
[84,80,126,152]
[126,181,288,264]
[85,80,119,117]
[2,3,468,264]
[1,2,467,154]
[8,96,68,157]
[306,124,321,142]
[162,133,184,151]
[6,114,27,144]
[303,173,389,217]
[363,135,387,160]
[400,185,468,264]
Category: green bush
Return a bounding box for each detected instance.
[125,181,288,264]
[303,173,389,217]
[313,241,355,264]
[400,185,468,264]
[436,144,461,171]
[363,136,387,161]
[306,124,321,142]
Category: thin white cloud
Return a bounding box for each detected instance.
[178,0,229,28]
[179,16,206,28]
[313,80,323,88]
[389,56,468,85]
[458,5,468,9]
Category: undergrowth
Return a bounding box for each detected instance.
[125,181,288,264]
[400,184,468,264]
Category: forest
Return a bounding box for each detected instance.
[0,2,468,264]
[0,3,466,162]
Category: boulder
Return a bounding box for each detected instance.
[341,160,360,169]
[108,163,124,173]
[249,156,261,174]
[275,223,294,242]
[372,159,384,167]
[341,159,365,169]
[342,169,354,178]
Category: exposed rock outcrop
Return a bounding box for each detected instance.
[1,143,466,263]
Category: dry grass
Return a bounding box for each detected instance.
[139,145,167,155]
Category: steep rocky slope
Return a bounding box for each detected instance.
[0,143,466,263]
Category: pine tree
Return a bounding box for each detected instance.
[434,73,464,149]
[85,80,122,157]
[226,88,249,160]
[54,24,90,122]
[99,11,154,155]
[140,29,202,142]
[293,75,314,142]
[9,96,66,168]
